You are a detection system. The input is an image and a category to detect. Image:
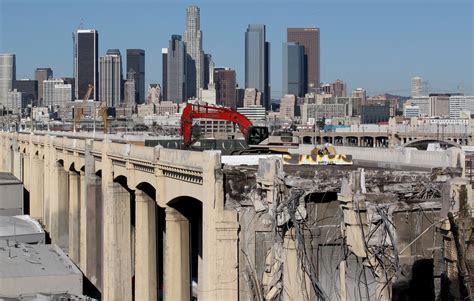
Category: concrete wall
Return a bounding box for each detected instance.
[294,145,465,169]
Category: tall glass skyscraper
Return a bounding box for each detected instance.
[287,28,320,93]
[127,49,145,104]
[0,53,16,106]
[184,5,204,99]
[167,35,187,103]
[100,49,123,108]
[282,42,305,97]
[245,24,270,110]
[75,29,98,101]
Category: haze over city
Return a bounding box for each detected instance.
[1,0,472,97]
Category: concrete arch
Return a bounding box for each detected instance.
[302,136,312,144]
[403,138,461,150]
[166,196,203,300]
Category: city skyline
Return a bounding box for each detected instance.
[0,0,472,97]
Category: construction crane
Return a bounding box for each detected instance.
[180,103,298,154]
[73,84,93,132]
[98,102,108,133]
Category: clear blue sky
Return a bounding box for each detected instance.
[1,0,472,97]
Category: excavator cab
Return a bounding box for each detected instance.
[246,126,269,146]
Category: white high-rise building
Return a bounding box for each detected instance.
[99,50,122,108]
[449,95,474,118]
[53,84,72,107]
[6,89,23,113]
[184,5,204,98]
[44,79,64,106]
[352,88,366,104]
[410,96,430,116]
[0,54,16,106]
[411,76,423,97]
[43,79,72,107]
[403,104,420,118]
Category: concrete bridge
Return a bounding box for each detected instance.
[294,130,471,147]
[0,132,238,300]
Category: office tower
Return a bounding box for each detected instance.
[6,89,24,113]
[35,68,53,103]
[62,77,75,100]
[282,42,304,97]
[243,88,262,107]
[127,49,145,104]
[287,28,320,93]
[184,5,204,98]
[411,76,423,97]
[331,79,346,97]
[0,54,16,106]
[236,87,245,108]
[100,49,123,108]
[147,84,161,104]
[124,77,135,107]
[167,35,187,103]
[280,94,296,119]
[245,24,270,110]
[75,29,98,100]
[448,95,471,119]
[214,68,236,109]
[13,79,38,105]
[162,48,168,101]
[53,84,72,107]
[43,79,72,107]
[352,88,367,104]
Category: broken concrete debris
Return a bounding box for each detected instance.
[224,159,473,300]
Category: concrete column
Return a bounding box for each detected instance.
[48,163,61,243]
[57,167,69,251]
[68,171,81,264]
[13,150,21,179]
[30,156,44,222]
[282,229,312,301]
[103,182,132,301]
[164,206,190,301]
[79,171,87,273]
[80,170,102,286]
[135,191,157,301]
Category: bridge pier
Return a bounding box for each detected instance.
[103,182,133,301]
[135,190,158,301]
[49,162,69,251]
[68,171,81,264]
[30,155,44,221]
[164,206,191,300]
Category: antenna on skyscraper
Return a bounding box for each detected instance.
[79,18,85,29]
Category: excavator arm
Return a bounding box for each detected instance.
[181,103,255,148]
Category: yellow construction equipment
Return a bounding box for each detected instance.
[98,102,108,133]
[282,143,353,165]
[73,84,93,132]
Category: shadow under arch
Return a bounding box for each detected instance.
[167,196,203,298]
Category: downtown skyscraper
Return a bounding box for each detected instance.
[100,49,123,108]
[282,42,305,97]
[0,53,16,106]
[166,35,187,103]
[127,49,145,104]
[245,24,270,110]
[35,67,52,104]
[287,28,320,93]
[184,5,204,99]
[75,29,99,101]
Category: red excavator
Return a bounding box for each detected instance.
[180,103,298,154]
